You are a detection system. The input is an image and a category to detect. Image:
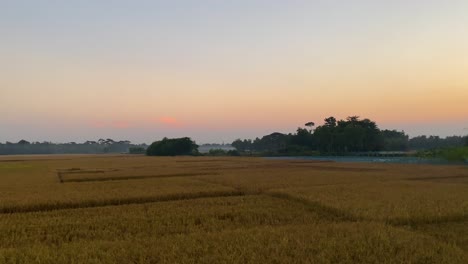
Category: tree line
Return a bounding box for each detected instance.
[232,116,467,155]
[2,117,466,156]
[0,139,147,155]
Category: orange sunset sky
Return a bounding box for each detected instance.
[1,1,467,143]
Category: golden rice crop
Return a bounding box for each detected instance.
[0,154,467,263]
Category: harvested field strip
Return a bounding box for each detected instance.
[406,175,468,181]
[183,166,251,171]
[61,172,220,183]
[176,159,232,163]
[62,170,106,174]
[57,169,107,182]
[0,158,72,162]
[287,160,334,164]
[0,190,246,214]
[293,165,386,172]
[265,191,357,222]
[194,163,386,172]
[58,168,120,174]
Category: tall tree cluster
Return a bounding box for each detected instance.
[232,116,466,155]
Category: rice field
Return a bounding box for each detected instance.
[0,155,467,263]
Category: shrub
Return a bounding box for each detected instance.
[439,147,468,162]
[146,137,198,156]
[227,150,240,156]
[208,149,227,156]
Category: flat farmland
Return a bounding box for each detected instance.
[0,155,467,263]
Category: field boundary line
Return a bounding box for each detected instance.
[266,191,358,222]
[57,172,63,183]
[0,190,246,214]
[60,172,220,183]
[405,175,468,181]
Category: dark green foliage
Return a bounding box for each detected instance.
[311,116,382,153]
[232,116,465,155]
[233,133,291,154]
[227,150,241,156]
[129,147,146,154]
[208,149,228,156]
[290,128,315,149]
[231,139,253,152]
[254,133,289,153]
[0,139,142,155]
[17,140,30,145]
[380,130,408,151]
[207,149,240,156]
[439,147,468,162]
[146,137,198,156]
[231,116,405,155]
[276,145,320,156]
[409,135,466,150]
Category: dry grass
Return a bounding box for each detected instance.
[269,181,468,225]
[0,155,467,263]
[1,223,466,263]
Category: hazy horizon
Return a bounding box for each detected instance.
[1,118,466,145]
[2,1,467,144]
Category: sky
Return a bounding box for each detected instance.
[1,0,467,144]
